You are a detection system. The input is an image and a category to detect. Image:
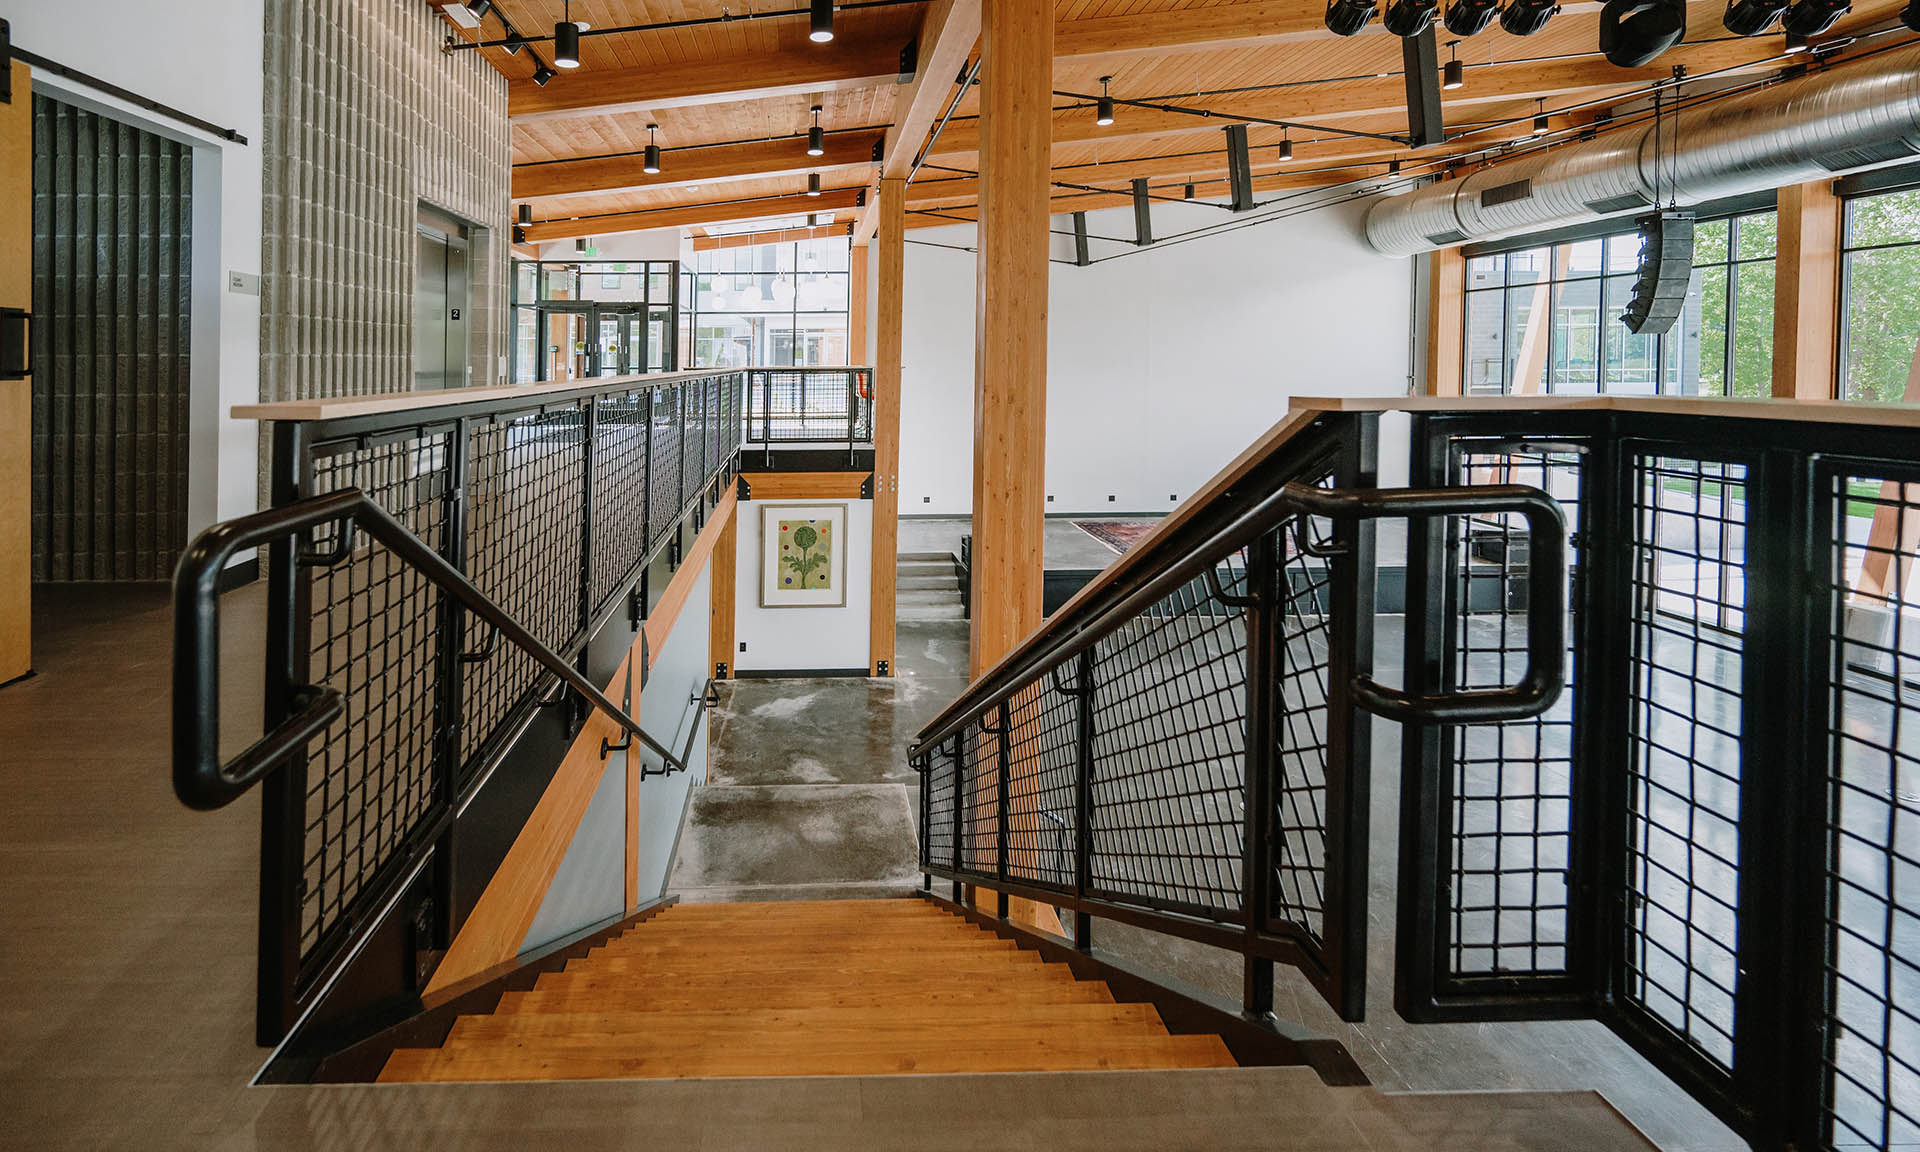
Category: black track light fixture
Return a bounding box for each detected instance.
[807,173,822,197]
[810,0,835,42]
[553,0,581,68]
[1444,0,1502,34]
[1723,0,1790,33]
[1905,0,1920,29]
[1385,0,1439,36]
[1532,99,1551,135]
[1325,0,1379,35]
[503,29,525,55]
[465,0,492,18]
[1096,77,1116,126]
[1388,156,1404,174]
[1184,183,1196,200]
[531,64,556,86]
[1444,40,1466,88]
[1500,0,1562,34]
[807,106,825,156]
[517,203,532,225]
[1600,0,1686,66]
[1278,134,1294,161]
[1782,0,1849,36]
[643,124,661,174]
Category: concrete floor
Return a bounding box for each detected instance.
[900,516,1146,570]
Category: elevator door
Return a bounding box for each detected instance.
[414,211,470,391]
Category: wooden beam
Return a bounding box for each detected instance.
[712,500,738,682]
[525,188,864,243]
[1,60,31,683]
[855,0,982,244]
[1426,247,1465,396]
[971,0,1049,679]
[509,40,907,124]
[693,222,852,251]
[514,130,886,201]
[871,178,906,677]
[1774,179,1842,400]
[739,472,874,500]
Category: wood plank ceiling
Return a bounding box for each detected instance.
[436,0,1914,241]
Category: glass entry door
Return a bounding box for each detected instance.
[537,304,653,380]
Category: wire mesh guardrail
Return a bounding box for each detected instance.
[252,370,744,1042]
[744,368,873,455]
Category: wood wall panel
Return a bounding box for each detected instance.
[1,62,30,682]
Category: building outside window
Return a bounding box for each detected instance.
[690,236,852,368]
[1841,185,1920,402]
[1463,212,1777,396]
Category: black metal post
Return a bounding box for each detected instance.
[1240,530,1278,1018]
[1072,648,1097,952]
[430,415,472,962]
[256,420,311,1046]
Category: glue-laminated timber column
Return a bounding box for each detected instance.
[1774,179,1841,400]
[971,0,1051,680]
[871,177,906,676]
[1426,248,1465,396]
[1,60,31,684]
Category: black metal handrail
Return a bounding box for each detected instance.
[173,488,686,812]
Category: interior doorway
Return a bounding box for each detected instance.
[414,206,472,391]
[30,94,193,582]
[537,302,665,380]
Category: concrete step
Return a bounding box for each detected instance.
[897,559,956,579]
[899,601,966,621]
[899,573,960,592]
[897,551,955,563]
[900,589,962,608]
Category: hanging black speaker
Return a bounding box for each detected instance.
[1444,0,1502,34]
[1600,0,1686,66]
[1782,0,1849,35]
[1385,0,1439,35]
[1623,209,1695,336]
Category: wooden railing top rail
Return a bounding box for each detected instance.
[231,366,875,424]
[1292,392,1920,427]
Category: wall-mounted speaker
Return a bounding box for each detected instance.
[1622,209,1695,336]
[1600,0,1686,66]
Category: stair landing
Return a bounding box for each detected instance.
[378,898,1235,1082]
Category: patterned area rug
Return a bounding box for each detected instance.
[1072,521,1158,556]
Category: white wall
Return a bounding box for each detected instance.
[2,0,266,531]
[538,229,683,263]
[734,499,874,673]
[899,197,1417,515]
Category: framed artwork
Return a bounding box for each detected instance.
[760,503,848,608]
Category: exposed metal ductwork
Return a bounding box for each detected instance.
[1364,44,1920,256]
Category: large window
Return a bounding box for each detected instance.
[690,237,852,368]
[1841,186,1920,402]
[1463,212,1777,396]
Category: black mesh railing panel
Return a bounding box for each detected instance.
[1824,471,1920,1152]
[589,390,651,608]
[460,406,587,762]
[649,387,683,538]
[961,721,1000,873]
[1271,515,1338,939]
[301,435,450,960]
[1087,565,1251,919]
[1445,446,1585,979]
[743,369,872,444]
[924,745,958,871]
[1005,678,1081,891]
[681,381,706,502]
[1626,454,1747,1072]
[706,375,723,479]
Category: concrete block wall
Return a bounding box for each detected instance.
[260,0,509,405]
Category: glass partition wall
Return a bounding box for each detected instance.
[510,260,680,384]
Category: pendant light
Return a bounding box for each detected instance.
[807,173,822,197]
[1532,99,1550,135]
[517,203,532,225]
[1095,77,1116,126]
[532,64,556,86]
[807,106,825,156]
[553,0,581,69]
[810,0,835,42]
[1278,133,1294,161]
[644,125,662,174]
[1184,183,1196,200]
[1443,41,1466,88]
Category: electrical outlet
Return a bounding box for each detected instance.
[1108,495,1116,502]
[739,641,747,652]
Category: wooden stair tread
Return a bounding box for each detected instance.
[378,899,1242,1083]
[380,1032,1235,1081]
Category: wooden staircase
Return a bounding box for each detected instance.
[378,898,1237,1082]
